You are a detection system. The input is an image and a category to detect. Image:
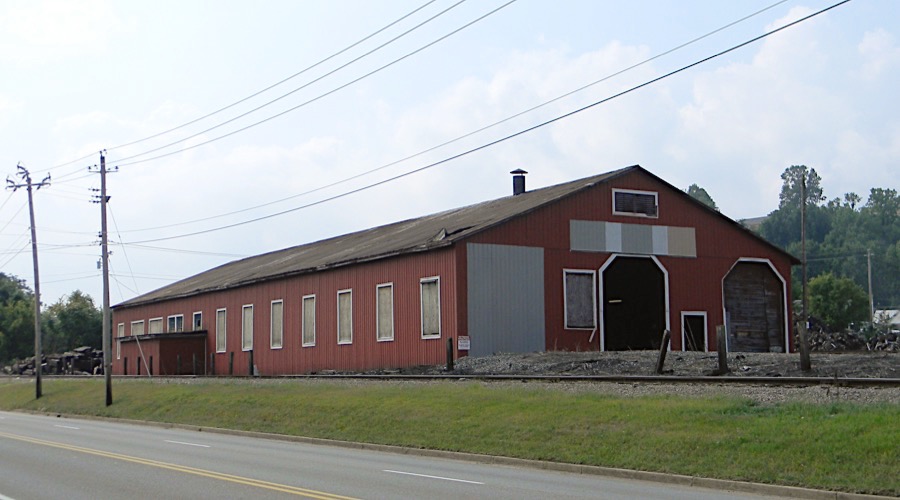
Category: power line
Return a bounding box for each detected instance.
[111,0,518,167]
[34,0,442,174]
[115,0,788,235]
[123,0,851,245]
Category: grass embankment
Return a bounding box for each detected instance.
[0,378,896,496]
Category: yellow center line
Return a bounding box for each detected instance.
[0,430,358,500]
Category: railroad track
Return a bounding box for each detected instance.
[276,373,900,387]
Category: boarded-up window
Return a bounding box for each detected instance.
[148,318,163,334]
[613,189,658,217]
[377,283,393,341]
[242,305,253,351]
[338,290,352,344]
[421,277,440,338]
[215,308,226,353]
[564,270,596,329]
[131,320,144,336]
[302,295,316,347]
[270,300,283,349]
[167,315,184,333]
[116,323,124,360]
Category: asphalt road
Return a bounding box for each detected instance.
[0,411,781,499]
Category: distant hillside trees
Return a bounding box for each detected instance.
[758,165,900,312]
[686,183,718,211]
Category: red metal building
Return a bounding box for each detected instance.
[111,166,798,376]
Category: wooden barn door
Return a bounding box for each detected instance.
[723,262,786,353]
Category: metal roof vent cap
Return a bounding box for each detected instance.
[510,169,528,195]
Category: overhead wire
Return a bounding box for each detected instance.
[122,0,851,245]
[108,204,140,294]
[34,0,442,173]
[115,0,789,234]
[111,0,519,167]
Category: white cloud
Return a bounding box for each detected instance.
[858,28,900,80]
[0,0,121,64]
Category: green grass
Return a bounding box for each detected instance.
[1,377,897,495]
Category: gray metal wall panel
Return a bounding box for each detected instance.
[467,243,545,357]
[621,224,652,254]
[570,220,605,252]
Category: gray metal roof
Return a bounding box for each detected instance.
[115,164,798,309]
[115,167,632,308]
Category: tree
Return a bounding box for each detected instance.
[685,183,718,210]
[808,272,869,331]
[43,291,102,353]
[778,165,825,209]
[0,273,35,363]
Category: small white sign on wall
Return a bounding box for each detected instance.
[457,336,470,351]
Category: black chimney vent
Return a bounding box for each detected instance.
[510,169,528,195]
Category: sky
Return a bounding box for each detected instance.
[0,0,898,308]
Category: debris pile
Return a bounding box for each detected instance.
[2,346,103,376]
[807,330,899,352]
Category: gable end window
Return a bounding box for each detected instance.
[613,189,658,218]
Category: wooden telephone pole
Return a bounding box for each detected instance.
[90,152,115,406]
[6,164,50,399]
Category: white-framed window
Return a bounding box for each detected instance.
[337,289,353,345]
[215,308,227,353]
[116,323,124,360]
[302,294,316,347]
[148,317,163,334]
[376,283,394,342]
[420,277,441,339]
[192,311,202,331]
[131,320,144,336]
[612,188,658,218]
[242,304,254,351]
[270,299,284,349]
[564,269,596,330]
[167,314,184,333]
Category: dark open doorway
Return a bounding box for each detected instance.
[602,256,667,350]
[682,313,706,351]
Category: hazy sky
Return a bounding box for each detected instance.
[1,0,897,307]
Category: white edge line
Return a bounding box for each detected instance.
[383,469,484,485]
[0,493,16,500]
[53,425,80,430]
[164,439,210,448]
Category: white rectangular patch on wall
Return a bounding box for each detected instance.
[458,336,470,350]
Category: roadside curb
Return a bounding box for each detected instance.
[23,410,892,500]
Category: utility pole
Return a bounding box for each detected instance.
[798,174,811,371]
[867,249,874,324]
[6,164,50,399]
[90,152,115,406]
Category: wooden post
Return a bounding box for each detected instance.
[446,337,454,371]
[176,355,181,375]
[229,352,234,375]
[210,353,215,376]
[655,330,671,374]
[192,354,197,376]
[716,325,728,374]
[249,349,254,376]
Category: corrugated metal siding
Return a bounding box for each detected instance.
[112,248,457,374]
[466,243,545,357]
